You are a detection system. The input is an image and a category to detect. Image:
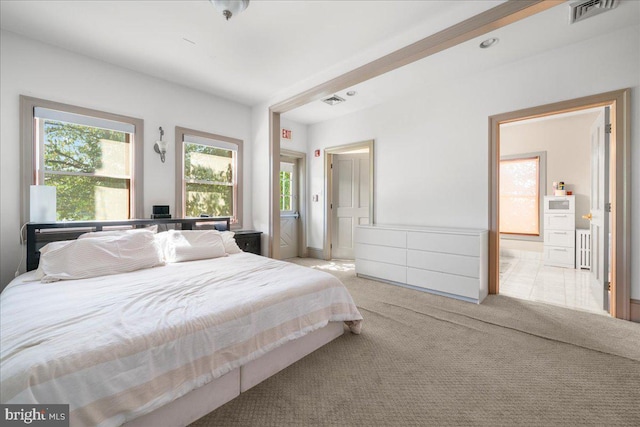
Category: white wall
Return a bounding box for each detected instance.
[0,30,252,289]
[501,111,601,231]
[305,25,640,298]
[280,118,308,154]
[250,102,271,256]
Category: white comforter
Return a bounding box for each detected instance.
[0,253,362,427]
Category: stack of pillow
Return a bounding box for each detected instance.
[36,228,243,283]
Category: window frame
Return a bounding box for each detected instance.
[499,151,547,242]
[279,161,296,213]
[175,126,243,229]
[20,95,144,224]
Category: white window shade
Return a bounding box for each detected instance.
[500,157,540,236]
[34,107,135,134]
[184,134,238,151]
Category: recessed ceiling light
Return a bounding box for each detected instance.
[479,37,499,49]
[346,91,357,97]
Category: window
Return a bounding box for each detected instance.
[176,127,243,227]
[280,162,294,212]
[21,96,143,222]
[500,154,545,236]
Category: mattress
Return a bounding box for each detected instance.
[0,253,362,427]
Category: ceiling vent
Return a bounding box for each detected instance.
[570,0,618,24]
[321,95,346,106]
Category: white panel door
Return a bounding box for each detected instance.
[331,153,369,259]
[589,107,610,312]
[280,158,299,259]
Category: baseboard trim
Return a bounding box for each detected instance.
[630,299,640,323]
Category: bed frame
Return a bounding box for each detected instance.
[125,322,344,427]
[26,217,231,272]
[25,218,345,426]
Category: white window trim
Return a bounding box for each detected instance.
[20,95,144,224]
[499,151,547,242]
[175,126,243,229]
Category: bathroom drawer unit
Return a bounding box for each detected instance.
[355,225,488,304]
[543,195,575,268]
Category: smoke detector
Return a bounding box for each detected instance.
[321,95,346,106]
[570,0,618,24]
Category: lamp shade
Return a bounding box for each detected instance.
[156,139,168,153]
[210,0,249,19]
[30,185,57,222]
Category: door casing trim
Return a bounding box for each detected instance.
[488,89,631,320]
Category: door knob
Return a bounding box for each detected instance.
[582,213,592,220]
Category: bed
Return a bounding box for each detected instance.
[1,218,362,427]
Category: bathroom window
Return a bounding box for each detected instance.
[500,154,544,236]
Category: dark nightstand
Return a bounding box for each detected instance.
[234,230,262,255]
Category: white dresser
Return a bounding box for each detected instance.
[355,225,488,304]
[543,195,576,268]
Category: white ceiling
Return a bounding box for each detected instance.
[285,0,640,124]
[1,1,637,125]
[0,0,503,106]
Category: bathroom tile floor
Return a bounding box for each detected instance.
[499,256,608,316]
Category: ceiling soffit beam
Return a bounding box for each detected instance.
[271,0,564,114]
[268,0,563,259]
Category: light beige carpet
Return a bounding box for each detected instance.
[190,259,640,426]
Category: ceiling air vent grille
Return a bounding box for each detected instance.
[321,95,346,106]
[570,0,618,24]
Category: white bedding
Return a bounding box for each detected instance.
[0,253,362,427]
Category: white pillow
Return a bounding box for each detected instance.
[78,225,158,239]
[164,230,227,263]
[154,231,169,256]
[220,231,242,254]
[39,232,164,282]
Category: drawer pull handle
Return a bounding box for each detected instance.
[552,232,567,235]
[552,248,567,252]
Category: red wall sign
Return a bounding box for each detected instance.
[281,129,292,140]
[314,149,321,157]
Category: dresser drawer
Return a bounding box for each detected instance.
[407,250,480,278]
[356,259,406,283]
[544,214,575,230]
[544,230,575,248]
[407,268,478,300]
[544,246,575,268]
[355,227,406,248]
[355,243,406,266]
[407,232,479,257]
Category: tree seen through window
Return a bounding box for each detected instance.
[42,120,131,221]
[184,143,234,218]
